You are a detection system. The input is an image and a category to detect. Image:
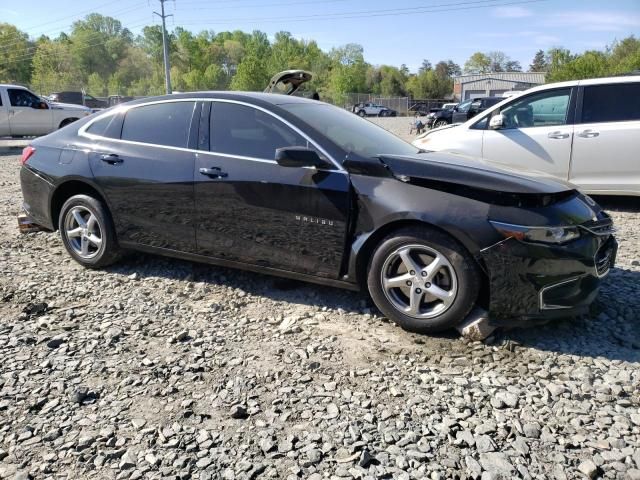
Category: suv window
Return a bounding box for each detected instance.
[210,102,307,159]
[121,102,195,148]
[8,89,40,107]
[582,83,640,123]
[500,88,571,129]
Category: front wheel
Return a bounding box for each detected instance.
[433,119,449,128]
[59,194,121,268]
[367,226,480,334]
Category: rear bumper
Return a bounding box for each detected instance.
[480,235,617,326]
[20,166,55,230]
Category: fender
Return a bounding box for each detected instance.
[345,174,500,285]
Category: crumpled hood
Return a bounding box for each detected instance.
[50,102,91,112]
[378,152,575,194]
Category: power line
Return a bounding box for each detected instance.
[0,0,138,45]
[177,0,548,26]
[0,0,546,68]
[0,3,149,53]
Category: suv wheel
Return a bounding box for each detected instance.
[59,194,121,268]
[367,226,480,334]
[433,119,449,128]
[357,110,366,117]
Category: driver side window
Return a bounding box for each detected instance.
[8,89,40,107]
[500,89,571,129]
[210,102,308,160]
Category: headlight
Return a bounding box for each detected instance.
[490,221,580,245]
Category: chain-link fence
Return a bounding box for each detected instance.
[335,93,410,116]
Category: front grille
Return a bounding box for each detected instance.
[581,217,615,236]
[594,240,615,277]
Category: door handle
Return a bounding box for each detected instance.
[548,131,570,139]
[578,129,600,138]
[100,153,123,164]
[199,167,228,178]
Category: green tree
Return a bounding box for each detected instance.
[0,23,33,84]
[529,49,547,72]
[464,52,491,74]
[230,54,269,91]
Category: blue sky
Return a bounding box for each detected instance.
[2,0,639,72]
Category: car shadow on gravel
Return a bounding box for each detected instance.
[106,252,373,314]
[591,195,640,213]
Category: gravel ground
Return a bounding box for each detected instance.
[368,117,423,143]
[1,149,639,480]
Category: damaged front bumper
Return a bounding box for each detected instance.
[480,229,617,326]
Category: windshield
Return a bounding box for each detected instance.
[457,99,472,112]
[281,103,420,160]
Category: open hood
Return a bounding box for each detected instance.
[264,70,313,95]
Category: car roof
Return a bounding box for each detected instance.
[124,91,317,108]
[0,84,29,89]
[514,74,640,95]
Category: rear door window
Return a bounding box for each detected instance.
[121,101,195,148]
[210,102,307,159]
[581,83,640,123]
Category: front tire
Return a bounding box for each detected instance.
[433,119,449,128]
[367,226,480,334]
[59,194,121,268]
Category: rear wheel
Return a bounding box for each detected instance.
[367,226,480,334]
[59,118,78,129]
[59,194,121,268]
[357,110,366,117]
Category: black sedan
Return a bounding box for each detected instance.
[19,92,617,334]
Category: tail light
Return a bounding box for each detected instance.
[21,146,36,165]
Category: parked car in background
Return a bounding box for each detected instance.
[49,91,108,109]
[0,84,92,137]
[425,102,458,129]
[413,75,640,196]
[20,90,616,334]
[353,102,397,117]
[451,96,502,124]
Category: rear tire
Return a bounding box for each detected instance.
[58,194,121,268]
[357,110,366,117]
[59,118,78,129]
[367,226,480,334]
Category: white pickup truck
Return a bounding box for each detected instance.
[0,84,92,137]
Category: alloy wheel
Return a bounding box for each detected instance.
[64,206,103,259]
[380,244,457,319]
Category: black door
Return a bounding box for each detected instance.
[88,101,199,252]
[194,101,351,278]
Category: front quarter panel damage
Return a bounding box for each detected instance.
[347,174,499,284]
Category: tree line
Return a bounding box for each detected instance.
[0,14,638,103]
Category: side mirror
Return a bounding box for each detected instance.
[453,106,458,112]
[489,114,504,130]
[275,147,331,169]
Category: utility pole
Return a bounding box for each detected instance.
[154,0,173,94]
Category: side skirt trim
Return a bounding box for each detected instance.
[119,242,361,291]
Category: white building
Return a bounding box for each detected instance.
[453,72,546,100]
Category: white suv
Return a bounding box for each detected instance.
[413,75,640,196]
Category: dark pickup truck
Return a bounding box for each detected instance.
[428,97,503,129]
[48,91,108,109]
